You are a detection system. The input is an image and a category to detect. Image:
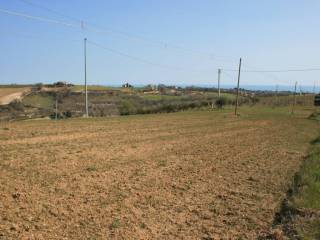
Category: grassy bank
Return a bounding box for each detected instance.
[268,114,320,239]
[290,135,320,239]
[294,137,320,210]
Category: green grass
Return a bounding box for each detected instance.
[293,141,320,210]
[297,219,320,240]
[141,94,184,101]
[309,109,320,121]
[204,92,237,100]
[142,92,237,102]
[22,94,54,109]
[289,128,320,239]
[85,165,97,172]
[109,218,121,230]
[258,94,314,107]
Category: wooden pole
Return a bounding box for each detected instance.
[235,58,242,115]
[218,68,221,97]
[84,38,88,117]
[55,94,58,120]
[291,81,298,114]
[275,84,279,106]
[275,84,278,95]
[55,84,58,120]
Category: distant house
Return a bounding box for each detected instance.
[122,83,133,88]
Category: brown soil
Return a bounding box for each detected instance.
[0,88,30,105]
[0,109,318,239]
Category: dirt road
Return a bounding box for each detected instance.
[0,88,30,105]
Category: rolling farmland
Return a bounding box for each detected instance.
[0,107,318,239]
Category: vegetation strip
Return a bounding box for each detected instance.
[262,125,320,239]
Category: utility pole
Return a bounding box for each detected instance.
[313,81,316,94]
[54,84,58,120]
[218,68,221,97]
[291,81,298,114]
[235,58,242,116]
[299,86,302,96]
[275,84,279,107]
[84,38,88,117]
[55,94,58,120]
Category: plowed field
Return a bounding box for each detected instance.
[0,107,318,239]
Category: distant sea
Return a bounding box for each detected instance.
[108,84,317,93]
[215,84,316,93]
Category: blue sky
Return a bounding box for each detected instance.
[1,0,320,89]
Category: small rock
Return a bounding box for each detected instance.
[23,224,30,231]
[12,192,20,199]
[10,224,18,231]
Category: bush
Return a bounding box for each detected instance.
[250,96,260,105]
[49,112,63,120]
[215,97,228,109]
[63,110,72,118]
[118,100,137,115]
[9,100,24,111]
[34,83,43,90]
[49,110,72,119]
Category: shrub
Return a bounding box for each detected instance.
[9,100,24,111]
[34,83,43,90]
[118,100,137,115]
[215,97,228,109]
[63,110,72,118]
[49,112,63,120]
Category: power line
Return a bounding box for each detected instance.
[17,0,81,23]
[222,70,237,83]
[239,67,294,85]
[14,0,237,63]
[87,40,200,72]
[2,26,213,74]
[249,68,320,73]
[222,68,307,87]
[0,8,78,28]
[223,67,320,73]
[3,29,82,43]
[3,2,320,85]
[1,5,237,66]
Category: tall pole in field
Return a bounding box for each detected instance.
[275,84,279,106]
[55,94,58,120]
[291,81,298,114]
[84,38,88,117]
[235,58,242,115]
[218,68,221,97]
[299,85,302,96]
[55,84,58,120]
